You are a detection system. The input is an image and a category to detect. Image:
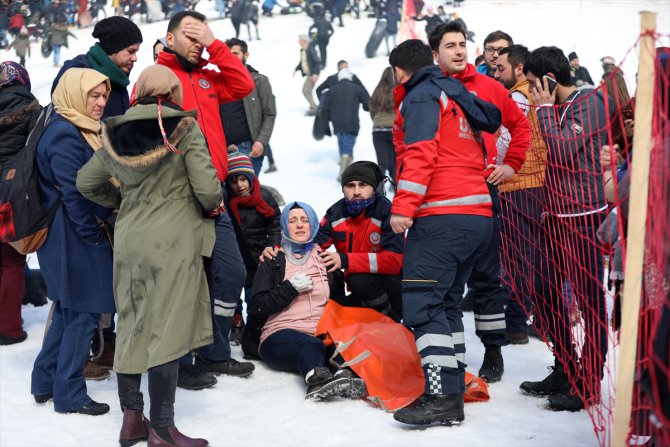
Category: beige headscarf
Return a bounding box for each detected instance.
[52,68,111,151]
[134,65,183,106]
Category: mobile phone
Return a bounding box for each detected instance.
[623,108,634,120]
[543,75,557,93]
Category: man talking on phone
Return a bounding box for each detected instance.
[429,22,530,383]
[519,46,613,412]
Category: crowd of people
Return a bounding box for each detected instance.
[0,2,668,446]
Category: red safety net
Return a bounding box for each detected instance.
[497,32,670,446]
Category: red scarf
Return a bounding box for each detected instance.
[228,177,275,223]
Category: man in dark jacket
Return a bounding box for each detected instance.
[222,38,276,176]
[315,161,404,321]
[51,16,143,119]
[320,67,370,180]
[568,52,594,87]
[308,11,333,68]
[315,59,363,100]
[294,33,321,116]
[519,46,612,412]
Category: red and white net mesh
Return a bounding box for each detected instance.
[498,33,670,446]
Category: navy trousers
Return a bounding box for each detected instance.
[259,329,326,378]
[31,302,99,412]
[402,214,492,395]
[197,207,246,363]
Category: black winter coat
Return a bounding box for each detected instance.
[241,251,345,360]
[309,16,334,40]
[228,186,281,287]
[321,79,370,135]
[315,72,363,100]
[0,85,41,165]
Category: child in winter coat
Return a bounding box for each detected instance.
[8,26,30,66]
[244,201,367,401]
[225,147,281,343]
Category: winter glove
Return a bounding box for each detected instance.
[289,272,313,293]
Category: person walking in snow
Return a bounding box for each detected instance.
[294,33,321,116]
[319,66,370,180]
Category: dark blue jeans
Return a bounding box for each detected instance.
[403,214,492,395]
[335,133,357,158]
[259,329,326,378]
[31,302,99,412]
[236,140,264,177]
[535,212,607,389]
[196,208,246,363]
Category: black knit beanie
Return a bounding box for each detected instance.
[341,161,384,188]
[92,17,143,55]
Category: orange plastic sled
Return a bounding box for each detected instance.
[315,301,490,410]
[315,301,424,412]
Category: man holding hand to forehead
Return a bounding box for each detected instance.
[157,11,256,389]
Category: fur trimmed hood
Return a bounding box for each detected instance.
[99,104,198,185]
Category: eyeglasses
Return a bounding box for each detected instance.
[484,47,505,55]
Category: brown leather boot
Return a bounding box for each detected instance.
[93,342,115,369]
[147,426,208,447]
[83,360,110,381]
[120,409,150,447]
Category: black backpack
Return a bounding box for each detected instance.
[0,104,60,254]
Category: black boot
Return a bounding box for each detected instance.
[194,357,254,378]
[519,360,571,397]
[177,364,217,391]
[334,369,368,399]
[305,367,350,401]
[547,379,599,412]
[393,393,464,426]
[478,345,504,383]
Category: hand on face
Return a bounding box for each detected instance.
[181,21,215,48]
[528,73,557,106]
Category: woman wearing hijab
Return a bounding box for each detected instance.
[244,201,366,401]
[77,64,222,447]
[30,68,114,416]
[0,62,41,346]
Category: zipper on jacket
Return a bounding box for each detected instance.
[348,232,353,252]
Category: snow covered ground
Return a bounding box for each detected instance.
[2,0,669,445]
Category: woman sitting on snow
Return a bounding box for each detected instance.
[243,201,366,401]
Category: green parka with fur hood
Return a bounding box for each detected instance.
[76,104,222,373]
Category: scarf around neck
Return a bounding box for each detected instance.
[87,43,130,88]
[52,68,110,151]
[228,177,275,224]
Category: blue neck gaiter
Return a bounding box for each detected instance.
[345,196,376,215]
